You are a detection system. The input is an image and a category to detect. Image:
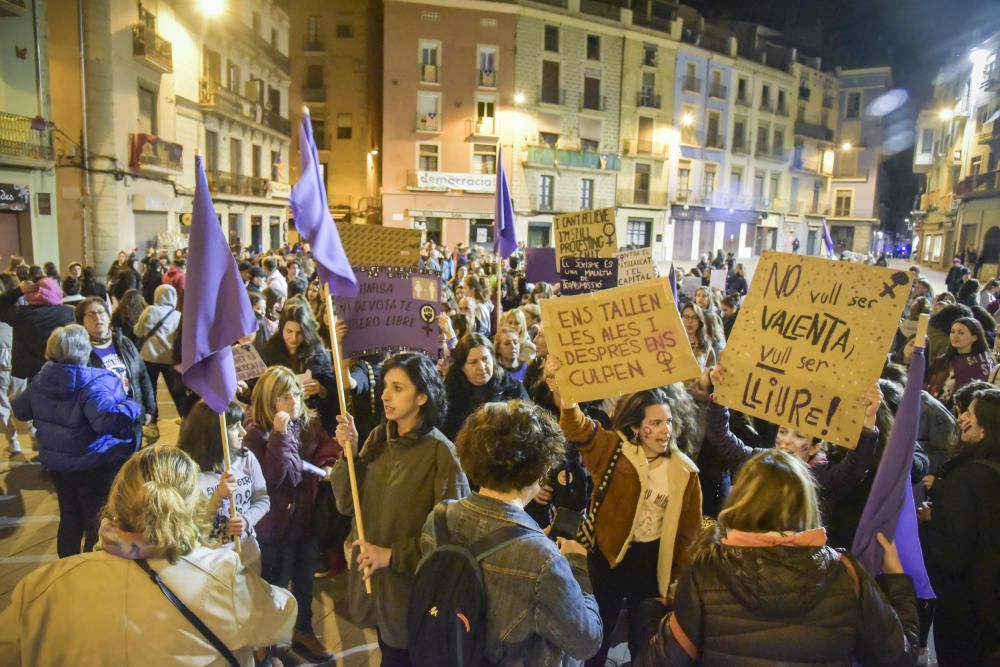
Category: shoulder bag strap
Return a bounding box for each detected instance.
[433,500,454,546]
[138,310,173,349]
[590,438,625,518]
[135,559,241,667]
[471,525,536,561]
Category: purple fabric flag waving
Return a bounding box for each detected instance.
[181,155,258,414]
[822,219,836,258]
[290,110,358,297]
[494,145,517,259]
[851,345,934,598]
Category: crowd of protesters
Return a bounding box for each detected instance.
[0,244,997,667]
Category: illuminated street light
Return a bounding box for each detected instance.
[937,108,955,121]
[841,142,852,151]
[514,93,526,105]
[200,0,225,17]
[681,113,694,127]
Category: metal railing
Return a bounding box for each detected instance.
[262,109,291,136]
[0,112,54,163]
[206,169,269,197]
[302,86,326,102]
[581,94,607,111]
[580,0,621,20]
[132,24,172,73]
[524,145,620,171]
[478,70,496,87]
[623,138,667,155]
[794,121,834,142]
[682,76,701,92]
[618,189,668,206]
[538,87,567,106]
[304,40,324,52]
[466,118,498,136]
[709,83,727,99]
[632,12,672,34]
[833,167,870,180]
[636,92,661,108]
[416,112,442,132]
[735,94,750,107]
[420,64,439,83]
[705,134,726,149]
[731,137,748,153]
[776,103,790,116]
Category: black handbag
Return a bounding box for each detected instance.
[576,438,624,551]
[135,559,241,667]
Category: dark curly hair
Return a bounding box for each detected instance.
[445,333,505,387]
[956,387,1000,463]
[612,388,671,442]
[380,352,447,430]
[456,400,565,492]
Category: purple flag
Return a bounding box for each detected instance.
[851,346,934,599]
[494,146,517,259]
[290,111,358,297]
[822,219,835,257]
[181,155,258,414]
[668,263,681,313]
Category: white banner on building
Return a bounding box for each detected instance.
[417,171,495,193]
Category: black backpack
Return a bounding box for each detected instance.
[408,500,534,667]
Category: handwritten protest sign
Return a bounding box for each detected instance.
[709,269,727,293]
[337,223,422,267]
[333,266,441,358]
[560,257,618,296]
[554,207,617,266]
[680,275,701,298]
[232,343,267,382]
[525,247,561,284]
[715,251,911,448]
[617,247,656,286]
[540,278,701,403]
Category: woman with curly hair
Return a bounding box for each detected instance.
[110,288,146,347]
[334,352,469,664]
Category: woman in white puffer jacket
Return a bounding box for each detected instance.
[133,284,182,423]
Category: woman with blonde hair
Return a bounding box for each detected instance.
[246,365,341,663]
[0,445,296,666]
[501,308,537,362]
[640,449,919,666]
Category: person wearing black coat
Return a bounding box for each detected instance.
[0,278,75,382]
[639,449,919,667]
[920,387,1000,666]
[442,333,528,441]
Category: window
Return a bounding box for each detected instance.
[419,143,439,171]
[733,119,746,150]
[472,143,496,174]
[337,113,352,139]
[138,86,157,135]
[772,126,785,156]
[420,41,440,83]
[227,61,240,92]
[704,166,716,198]
[976,105,989,131]
[834,189,853,216]
[271,150,281,181]
[971,156,982,178]
[417,92,440,130]
[754,171,765,200]
[845,92,861,119]
[637,116,654,152]
[539,131,559,147]
[777,89,787,112]
[544,25,559,52]
[586,34,600,60]
[737,78,748,101]
[306,65,323,88]
[730,168,742,197]
[706,111,721,147]
[475,98,496,133]
[757,124,769,154]
[769,174,780,199]
[641,72,655,99]
[642,43,657,67]
[478,47,497,86]
[252,144,262,178]
[633,164,650,204]
[581,178,594,209]
[677,164,691,197]
[203,48,221,84]
[761,84,771,109]
[583,70,602,110]
[684,62,698,90]
[230,138,242,175]
[812,180,822,212]
[336,21,353,38]
[271,28,278,48]
[797,104,806,122]
[580,138,599,152]
[539,174,554,209]
[920,128,933,153]
[626,219,652,247]
[541,61,561,104]
[312,119,326,148]
[205,130,218,172]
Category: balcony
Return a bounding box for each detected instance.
[538,87,567,106]
[228,22,289,75]
[735,95,750,107]
[581,94,607,112]
[304,40,324,53]
[977,120,1000,146]
[709,83,727,99]
[632,12,673,34]
[302,86,326,103]
[618,188,668,207]
[674,189,692,203]
[420,64,439,84]
[132,24,173,73]
[776,104,790,117]
[0,112,54,166]
[206,169,268,198]
[200,80,290,137]
[731,137,748,154]
[263,109,291,136]
[478,70,496,87]
[525,0,567,7]
[636,92,661,108]
[680,129,698,146]
[623,137,667,156]
[833,167,870,181]
[822,93,834,108]
[642,49,659,67]
[798,86,811,101]
[981,66,1000,92]
[955,170,1000,197]
[794,121,835,142]
[466,117,498,138]
[523,145,620,171]
[580,0,621,20]
[683,76,701,93]
[416,112,441,132]
[756,145,786,161]
[0,0,26,16]
[704,134,726,150]
[529,194,613,212]
[128,134,183,174]
[760,99,774,113]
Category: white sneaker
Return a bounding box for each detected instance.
[7,436,21,455]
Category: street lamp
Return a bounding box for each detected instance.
[514,93,525,105]
[937,108,955,122]
[840,142,852,151]
[681,113,694,127]
[200,0,225,17]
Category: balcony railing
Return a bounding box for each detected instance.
[0,0,26,17]
[420,64,439,83]
[709,83,727,99]
[580,0,620,20]
[539,87,567,106]
[128,133,183,173]
[0,112,54,164]
[581,94,607,111]
[683,76,701,92]
[525,0,567,7]
[955,170,1000,196]
[735,94,750,107]
[794,121,834,142]
[478,70,496,87]
[623,138,667,156]
[206,170,269,197]
[262,108,291,136]
[822,93,834,108]
[466,117,498,137]
[302,86,326,102]
[304,40,324,52]
[416,112,442,132]
[232,22,289,74]
[674,189,692,203]
[200,80,290,136]
[760,99,774,112]
[705,134,726,150]
[798,86,811,101]
[524,145,620,171]
[529,194,613,212]
[982,67,1000,91]
[636,92,661,108]
[776,104,789,116]
[731,137,748,153]
[632,12,673,34]
[977,121,1000,145]
[833,167,870,180]
[618,189,668,207]
[132,24,173,73]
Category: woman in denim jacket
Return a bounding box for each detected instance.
[420,400,603,665]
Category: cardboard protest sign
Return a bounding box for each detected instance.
[232,343,267,382]
[680,275,701,298]
[540,278,701,404]
[560,257,618,296]
[709,269,727,293]
[714,251,911,448]
[554,207,617,266]
[333,266,441,358]
[617,247,657,286]
[337,223,422,267]
[525,247,561,284]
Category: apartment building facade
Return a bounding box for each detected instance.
[0,0,59,264]
[913,33,1000,276]
[48,0,292,269]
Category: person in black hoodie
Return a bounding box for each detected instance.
[442,333,528,441]
[0,278,75,385]
[639,449,919,666]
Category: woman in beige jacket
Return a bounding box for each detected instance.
[0,446,296,666]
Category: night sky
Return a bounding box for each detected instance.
[691,0,1000,240]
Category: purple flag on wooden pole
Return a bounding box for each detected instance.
[851,343,935,599]
[494,145,517,259]
[822,219,836,258]
[290,110,359,297]
[181,155,258,414]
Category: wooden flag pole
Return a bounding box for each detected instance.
[914,313,930,350]
[218,413,241,553]
[495,256,503,329]
[324,283,372,595]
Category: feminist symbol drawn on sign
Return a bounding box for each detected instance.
[879,271,911,299]
[420,304,436,336]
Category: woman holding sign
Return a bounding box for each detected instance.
[546,358,702,667]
